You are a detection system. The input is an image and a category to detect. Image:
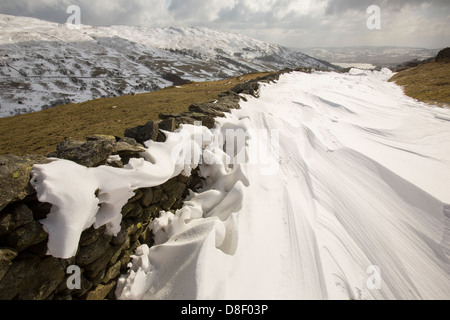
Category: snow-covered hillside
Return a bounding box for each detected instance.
[0,14,333,118]
[31,68,450,300]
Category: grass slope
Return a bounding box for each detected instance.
[0,72,270,156]
[2,64,448,157]
[389,61,450,107]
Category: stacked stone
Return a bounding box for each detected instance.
[0,141,201,300]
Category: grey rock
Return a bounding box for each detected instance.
[79,225,107,247]
[102,261,121,284]
[76,233,113,267]
[53,139,114,167]
[110,238,130,266]
[85,281,116,300]
[113,141,145,154]
[158,113,180,120]
[0,248,18,282]
[139,188,154,207]
[139,225,154,247]
[128,189,143,204]
[0,203,34,236]
[177,113,215,129]
[172,116,197,125]
[123,202,143,219]
[110,224,128,247]
[188,103,225,117]
[122,218,143,238]
[121,202,136,219]
[86,266,105,286]
[84,246,116,282]
[216,94,241,110]
[231,81,260,97]
[6,221,48,251]
[0,154,50,211]
[17,257,65,300]
[142,205,160,222]
[161,195,177,211]
[162,178,187,199]
[158,118,177,132]
[151,187,163,204]
[118,137,145,150]
[0,255,41,300]
[86,134,117,144]
[124,121,159,145]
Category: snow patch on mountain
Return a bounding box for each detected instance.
[0,14,333,118]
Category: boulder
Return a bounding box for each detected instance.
[188,103,225,117]
[0,203,34,236]
[102,261,121,285]
[113,141,145,154]
[16,257,65,300]
[0,256,41,300]
[124,121,159,145]
[6,221,48,252]
[217,91,242,109]
[86,134,117,144]
[178,113,215,129]
[139,188,154,207]
[162,178,187,199]
[230,81,260,97]
[118,137,140,146]
[79,225,107,247]
[83,246,116,281]
[0,154,51,211]
[51,139,114,168]
[0,248,17,282]
[158,113,180,120]
[76,233,113,267]
[158,118,177,132]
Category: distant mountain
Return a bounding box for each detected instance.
[299,46,441,67]
[0,14,334,117]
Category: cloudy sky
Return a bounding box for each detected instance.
[0,0,448,48]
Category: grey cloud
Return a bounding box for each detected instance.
[325,0,450,15]
[0,0,70,23]
[0,0,448,48]
[0,0,163,26]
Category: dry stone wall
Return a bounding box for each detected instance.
[0,69,291,300]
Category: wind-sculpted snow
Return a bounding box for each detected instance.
[32,68,450,300]
[31,125,209,259]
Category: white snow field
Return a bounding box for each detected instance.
[31,68,450,300]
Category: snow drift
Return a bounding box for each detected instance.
[31,68,450,300]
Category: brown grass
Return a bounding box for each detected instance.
[0,72,271,156]
[389,61,450,107]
